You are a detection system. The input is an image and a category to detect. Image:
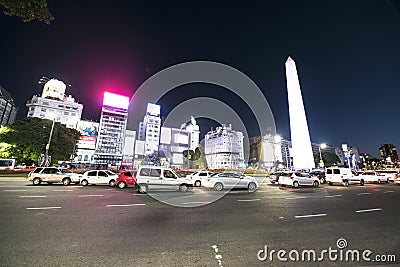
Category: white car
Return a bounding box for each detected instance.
[376,169,398,182]
[135,166,193,193]
[186,171,214,187]
[395,176,400,185]
[278,172,320,188]
[80,170,118,186]
[359,171,388,183]
[325,167,364,187]
[202,172,258,192]
[28,167,81,185]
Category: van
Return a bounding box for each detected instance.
[325,167,364,187]
[135,166,193,193]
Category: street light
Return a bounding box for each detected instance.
[318,143,327,168]
[41,114,56,167]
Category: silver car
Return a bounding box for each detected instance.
[202,172,258,192]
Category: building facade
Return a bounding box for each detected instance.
[0,85,18,126]
[379,144,399,164]
[138,103,161,156]
[94,92,129,166]
[26,79,82,129]
[204,124,244,169]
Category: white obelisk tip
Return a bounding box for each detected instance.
[286,56,293,63]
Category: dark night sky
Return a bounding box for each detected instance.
[1,0,400,157]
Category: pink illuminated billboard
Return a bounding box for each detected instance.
[103,92,129,110]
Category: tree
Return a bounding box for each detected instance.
[0,0,54,24]
[314,151,340,167]
[0,117,80,165]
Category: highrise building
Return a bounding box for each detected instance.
[285,56,315,170]
[26,78,82,129]
[138,103,161,156]
[94,92,129,165]
[379,144,399,163]
[204,124,244,169]
[0,85,18,126]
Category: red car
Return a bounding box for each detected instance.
[115,170,137,189]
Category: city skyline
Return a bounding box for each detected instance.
[1,1,400,157]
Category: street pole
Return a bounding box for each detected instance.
[44,118,55,167]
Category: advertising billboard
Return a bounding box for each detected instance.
[77,120,99,150]
[103,92,130,110]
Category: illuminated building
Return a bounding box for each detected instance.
[0,85,18,126]
[94,92,129,165]
[379,144,399,163]
[26,78,82,129]
[138,103,161,155]
[204,124,244,169]
[285,56,315,170]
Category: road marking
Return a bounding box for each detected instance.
[53,190,73,192]
[279,216,284,219]
[384,191,394,194]
[238,199,260,202]
[3,189,27,192]
[78,194,103,197]
[182,201,211,205]
[104,189,114,191]
[357,193,371,195]
[19,196,47,198]
[295,213,327,218]
[285,197,306,200]
[27,207,62,210]
[355,208,382,213]
[106,204,146,207]
[325,195,342,198]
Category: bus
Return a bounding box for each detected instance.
[0,158,16,170]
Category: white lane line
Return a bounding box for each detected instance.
[384,191,394,194]
[325,195,342,198]
[106,204,146,207]
[357,193,371,195]
[182,201,211,205]
[78,194,103,197]
[356,208,382,213]
[104,189,114,191]
[27,207,62,210]
[19,196,47,198]
[295,213,327,218]
[285,197,307,200]
[53,190,73,192]
[3,189,27,192]
[238,199,260,202]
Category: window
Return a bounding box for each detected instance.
[87,171,97,177]
[140,168,151,176]
[98,171,107,177]
[163,170,176,179]
[150,169,161,177]
[333,169,340,174]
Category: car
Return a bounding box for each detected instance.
[325,167,364,187]
[268,171,292,184]
[135,166,193,193]
[278,171,320,188]
[186,171,214,187]
[376,169,399,182]
[309,169,326,184]
[80,170,118,186]
[395,176,400,185]
[359,171,388,183]
[202,172,258,192]
[28,167,81,185]
[115,170,137,189]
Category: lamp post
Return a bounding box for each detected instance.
[43,114,56,167]
[318,143,327,168]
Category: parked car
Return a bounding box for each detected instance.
[28,167,81,185]
[309,169,326,184]
[135,166,193,193]
[268,171,292,184]
[278,171,320,188]
[80,170,118,186]
[115,170,137,189]
[359,171,388,183]
[202,172,258,192]
[376,169,398,182]
[395,176,400,185]
[325,167,364,187]
[186,171,214,187]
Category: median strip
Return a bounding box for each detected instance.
[295,213,327,218]
[27,207,62,210]
[355,208,382,213]
[106,204,146,207]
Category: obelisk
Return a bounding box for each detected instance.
[285,56,315,170]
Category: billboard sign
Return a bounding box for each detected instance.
[77,120,99,149]
[103,92,130,110]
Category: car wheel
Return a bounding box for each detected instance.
[271,181,275,184]
[138,184,148,194]
[109,180,116,187]
[360,179,364,186]
[214,182,223,191]
[313,181,319,187]
[377,179,381,184]
[386,179,389,183]
[328,182,333,186]
[32,177,41,185]
[81,179,88,186]
[179,184,188,192]
[293,181,299,188]
[62,178,71,186]
[248,182,257,192]
[118,181,126,189]
[344,180,349,187]
[194,180,201,187]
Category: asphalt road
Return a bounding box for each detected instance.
[0,177,399,267]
